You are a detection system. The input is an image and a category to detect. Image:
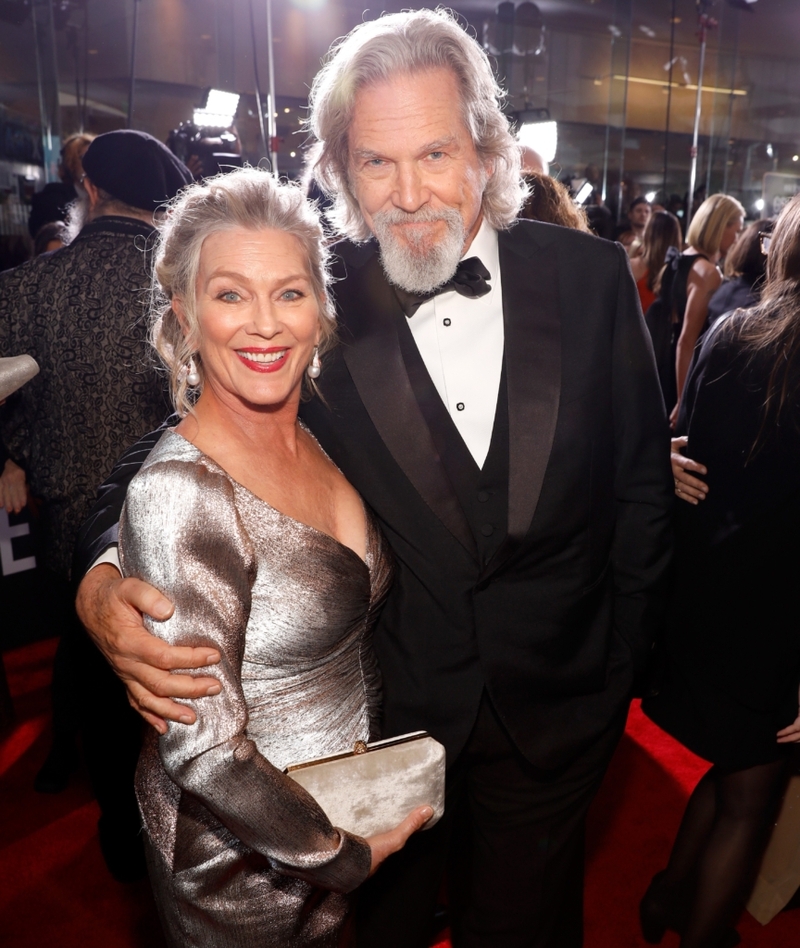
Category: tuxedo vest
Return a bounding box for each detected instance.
[394,311,509,568]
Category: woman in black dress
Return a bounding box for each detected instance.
[641,193,800,947]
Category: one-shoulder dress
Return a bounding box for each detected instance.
[118,428,393,948]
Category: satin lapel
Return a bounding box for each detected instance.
[337,248,478,558]
[483,225,562,576]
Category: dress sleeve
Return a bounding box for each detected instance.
[119,457,372,894]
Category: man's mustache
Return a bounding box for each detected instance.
[374,207,461,227]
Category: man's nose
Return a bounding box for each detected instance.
[393,163,428,212]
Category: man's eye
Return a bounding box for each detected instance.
[219,291,240,302]
[429,151,445,160]
[367,158,384,167]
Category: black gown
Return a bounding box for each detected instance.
[643,311,800,771]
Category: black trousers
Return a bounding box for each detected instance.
[355,692,627,948]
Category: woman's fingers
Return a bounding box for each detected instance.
[670,436,708,504]
[776,717,800,743]
[366,805,434,875]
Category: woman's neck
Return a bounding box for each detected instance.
[177,384,303,464]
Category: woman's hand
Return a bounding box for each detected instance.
[0,458,27,513]
[366,806,434,876]
[671,436,708,505]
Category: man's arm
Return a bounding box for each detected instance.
[74,425,221,733]
[610,243,674,669]
[72,426,167,579]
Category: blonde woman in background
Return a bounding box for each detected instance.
[671,194,744,425]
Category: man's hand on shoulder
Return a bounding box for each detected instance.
[75,563,222,734]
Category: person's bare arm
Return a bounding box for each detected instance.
[75,563,222,733]
[671,260,721,426]
[671,436,708,505]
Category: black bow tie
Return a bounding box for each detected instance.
[394,256,492,318]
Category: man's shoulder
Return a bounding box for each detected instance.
[0,252,50,286]
[498,219,624,280]
[501,217,617,251]
[329,237,377,278]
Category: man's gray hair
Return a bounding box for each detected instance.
[308,8,527,240]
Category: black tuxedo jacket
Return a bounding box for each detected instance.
[75,219,672,771]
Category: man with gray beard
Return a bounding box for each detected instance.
[73,10,672,945]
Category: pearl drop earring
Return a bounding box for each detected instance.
[307,347,321,380]
[186,357,201,387]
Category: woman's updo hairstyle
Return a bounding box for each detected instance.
[151,166,336,416]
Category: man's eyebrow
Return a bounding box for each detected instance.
[420,137,457,153]
[351,147,383,162]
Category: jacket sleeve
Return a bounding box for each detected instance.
[71,425,168,582]
[610,243,674,670]
[0,268,32,471]
[119,457,372,894]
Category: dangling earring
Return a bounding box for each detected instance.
[307,347,321,380]
[186,357,201,387]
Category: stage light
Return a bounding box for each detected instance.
[793,155,799,162]
[754,198,765,211]
[646,191,658,203]
[518,120,557,164]
[193,90,240,128]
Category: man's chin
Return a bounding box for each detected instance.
[390,223,442,253]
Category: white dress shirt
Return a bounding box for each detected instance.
[405,221,504,469]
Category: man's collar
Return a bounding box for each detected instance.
[463,219,499,281]
[77,214,157,241]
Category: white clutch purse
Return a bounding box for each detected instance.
[0,355,39,402]
[285,731,446,838]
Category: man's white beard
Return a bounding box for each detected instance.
[372,207,467,295]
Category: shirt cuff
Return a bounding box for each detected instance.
[90,545,121,575]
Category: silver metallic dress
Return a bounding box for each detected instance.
[118,429,392,948]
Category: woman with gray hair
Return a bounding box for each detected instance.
[118,167,430,947]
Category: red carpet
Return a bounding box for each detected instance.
[2,638,798,947]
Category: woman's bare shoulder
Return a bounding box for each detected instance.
[687,254,721,289]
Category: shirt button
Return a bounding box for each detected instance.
[443,318,452,326]
[456,402,465,411]
[481,523,494,537]
[477,491,489,503]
